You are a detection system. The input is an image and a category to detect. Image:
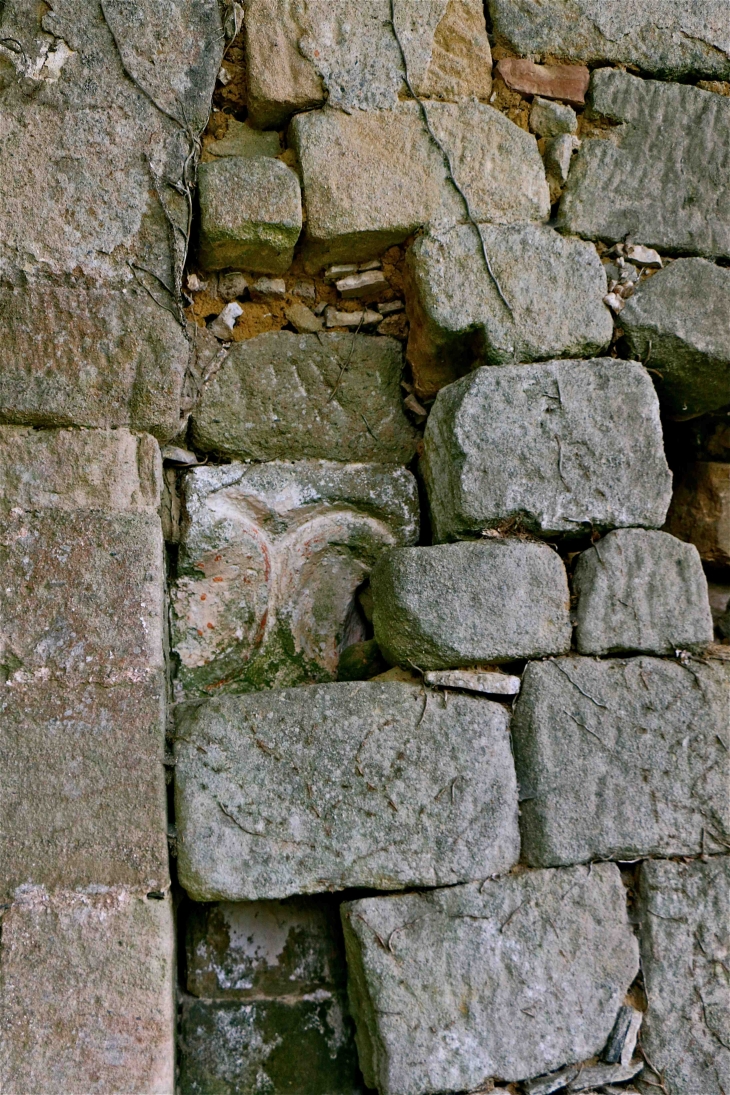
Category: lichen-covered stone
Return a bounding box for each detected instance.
[558,70,730,259]
[197,157,302,275]
[372,541,571,669]
[191,331,418,463]
[0,888,175,1094]
[574,529,713,655]
[405,223,612,398]
[665,461,730,567]
[422,360,672,541]
[175,682,520,900]
[170,460,418,696]
[637,857,730,1095]
[512,656,730,866]
[489,0,730,80]
[621,258,730,416]
[342,863,639,1094]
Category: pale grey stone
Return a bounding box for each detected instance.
[512,656,730,865]
[423,669,521,695]
[405,223,612,398]
[574,529,713,655]
[636,857,730,1095]
[422,360,672,542]
[488,0,730,80]
[342,863,639,1094]
[622,258,730,416]
[175,681,520,900]
[530,97,578,137]
[191,331,418,463]
[171,459,419,696]
[545,134,580,185]
[372,541,571,669]
[558,70,730,259]
[325,306,383,329]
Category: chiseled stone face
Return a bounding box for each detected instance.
[170,460,419,696]
[512,656,730,866]
[342,863,639,1094]
[174,682,520,900]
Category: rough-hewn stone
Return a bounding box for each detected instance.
[342,863,639,1094]
[197,157,302,275]
[512,656,730,865]
[191,331,418,463]
[405,223,612,398]
[573,529,713,655]
[530,97,578,138]
[558,70,730,259]
[665,461,730,567]
[0,888,175,1095]
[422,360,672,541]
[637,857,730,1095]
[372,541,571,668]
[175,682,520,900]
[171,460,418,696]
[489,0,730,80]
[622,258,730,416]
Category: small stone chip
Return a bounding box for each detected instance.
[324,306,382,329]
[424,669,521,695]
[603,1006,642,1067]
[209,302,243,340]
[249,277,287,300]
[325,263,358,282]
[284,301,323,333]
[530,96,578,137]
[336,269,389,299]
[626,244,662,268]
[496,58,590,105]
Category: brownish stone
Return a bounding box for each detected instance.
[496,58,590,106]
[665,461,730,567]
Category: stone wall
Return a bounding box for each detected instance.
[0,2,729,1094]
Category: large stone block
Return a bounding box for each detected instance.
[637,857,730,1095]
[405,223,612,398]
[512,656,730,865]
[574,529,713,655]
[171,460,418,696]
[558,70,730,259]
[342,863,639,1094]
[175,682,520,900]
[372,541,571,669]
[665,461,730,567]
[488,0,730,80]
[290,101,549,269]
[197,157,302,275]
[190,331,418,463]
[622,258,730,416]
[245,0,492,128]
[422,360,672,541]
[0,887,175,1094]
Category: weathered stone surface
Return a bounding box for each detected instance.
[574,529,713,655]
[665,461,730,567]
[512,656,730,866]
[637,857,730,1095]
[622,258,730,416]
[290,101,549,269]
[424,668,521,695]
[422,360,672,541]
[558,70,730,259]
[342,863,639,1094]
[405,223,612,398]
[205,118,282,160]
[372,541,571,668]
[175,682,520,900]
[496,58,590,105]
[0,887,175,1094]
[171,460,418,696]
[245,0,492,128]
[489,0,730,80]
[197,157,302,275]
[191,331,418,463]
[530,97,578,138]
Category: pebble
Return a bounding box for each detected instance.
[377,300,404,315]
[186,273,205,293]
[424,669,521,695]
[324,306,382,329]
[603,292,625,313]
[209,301,243,339]
[249,277,286,300]
[292,278,316,301]
[217,271,249,301]
[160,445,200,466]
[324,263,358,282]
[496,57,590,105]
[530,96,578,137]
[336,269,389,299]
[626,244,663,268]
[284,301,323,333]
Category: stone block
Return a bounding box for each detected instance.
[191,331,418,463]
[621,258,730,416]
[637,857,730,1095]
[558,70,730,259]
[290,101,549,269]
[342,863,639,1094]
[372,541,571,669]
[574,529,713,655]
[405,223,612,398]
[0,887,175,1094]
[197,157,302,275]
[245,0,492,128]
[422,360,672,541]
[170,459,418,696]
[511,656,730,866]
[665,461,730,567]
[489,0,730,80]
[175,681,520,900]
